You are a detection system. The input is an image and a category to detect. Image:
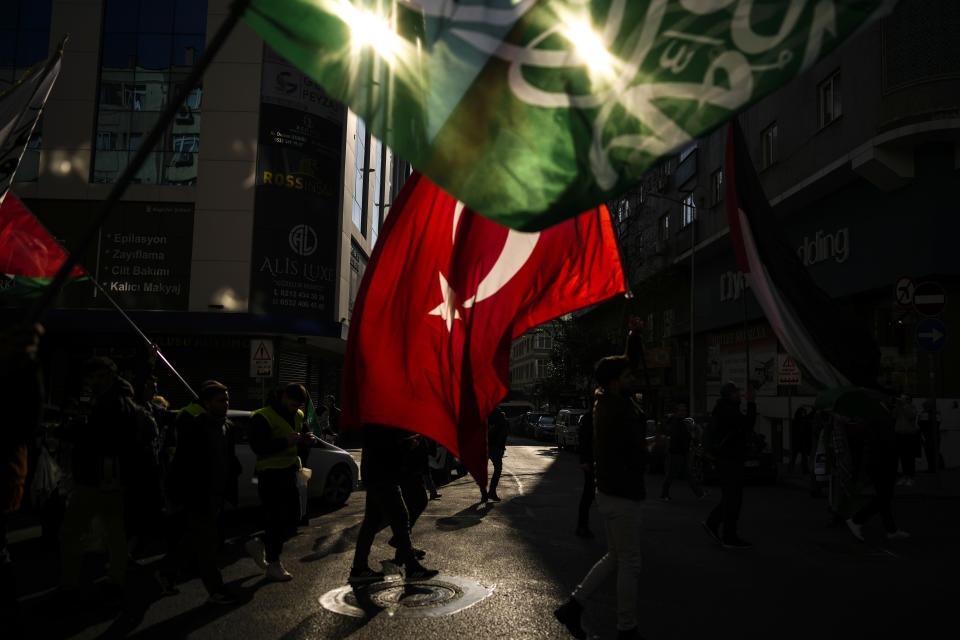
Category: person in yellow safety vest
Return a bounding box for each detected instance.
[243,383,310,582]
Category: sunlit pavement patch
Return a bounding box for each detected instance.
[319,575,494,618]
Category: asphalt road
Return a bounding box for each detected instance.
[11,437,960,639]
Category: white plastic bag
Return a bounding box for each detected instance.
[29,446,62,509]
[297,468,312,519]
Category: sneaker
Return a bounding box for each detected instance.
[348,566,385,585]
[266,560,293,582]
[846,518,865,542]
[701,521,721,544]
[244,538,268,570]
[721,537,753,550]
[206,589,239,605]
[153,570,179,596]
[553,597,586,640]
[488,492,502,502]
[404,558,439,581]
[886,530,911,541]
[429,493,442,500]
[574,526,594,539]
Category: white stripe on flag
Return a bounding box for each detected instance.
[738,208,849,389]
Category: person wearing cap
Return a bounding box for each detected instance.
[701,380,756,549]
[244,383,310,582]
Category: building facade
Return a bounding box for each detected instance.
[2,0,409,409]
[595,0,959,454]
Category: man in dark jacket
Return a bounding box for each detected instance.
[155,380,239,604]
[555,354,647,640]
[483,407,509,502]
[702,381,756,549]
[59,357,138,595]
[846,398,910,542]
[349,424,438,584]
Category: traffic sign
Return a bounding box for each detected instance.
[778,354,801,386]
[916,318,947,352]
[913,281,946,316]
[250,339,274,377]
[893,276,915,309]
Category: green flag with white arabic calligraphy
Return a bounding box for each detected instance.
[243,0,896,230]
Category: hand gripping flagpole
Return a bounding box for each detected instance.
[26,0,250,325]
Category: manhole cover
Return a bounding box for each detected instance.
[319,575,493,618]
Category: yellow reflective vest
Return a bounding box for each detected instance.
[251,406,303,472]
[177,402,204,419]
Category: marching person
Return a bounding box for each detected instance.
[482,406,509,502]
[155,380,241,604]
[244,383,309,582]
[58,357,138,601]
[660,403,706,501]
[702,381,756,550]
[349,423,438,584]
[555,352,648,640]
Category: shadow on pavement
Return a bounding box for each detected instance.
[299,522,361,563]
[435,501,493,532]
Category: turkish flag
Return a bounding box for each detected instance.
[342,173,626,487]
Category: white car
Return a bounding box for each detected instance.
[228,410,359,508]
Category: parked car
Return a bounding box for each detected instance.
[534,414,557,441]
[520,411,553,438]
[556,409,588,450]
[228,410,359,508]
[498,401,535,435]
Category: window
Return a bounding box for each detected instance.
[352,117,367,233]
[372,139,383,247]
[760,122,778,170]
[93,0,207,185]
[678,143,697,163]
[535,333,552,350]
[710,169,723,206]
[96,132,118,151]
[681,194,696,227]
[818,71,841,128]
[657,214,670,241]
[348,243,368,314]
[536,359,548,379]
[1,0,53,182]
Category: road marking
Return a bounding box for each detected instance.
[508,470,524,496]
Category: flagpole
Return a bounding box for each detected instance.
[26,0,250,324]
[86,276,198,399]
[743,284,751,394]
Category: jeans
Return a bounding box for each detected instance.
[257,466,301,562]
[572,492,643,631]
[577,467,595,530]
[59,484,127,587]
[160,506,224,595]
[852,465,897,533]
[661,452,703,498]
[706,458,745,542]
[488,455,504,495]
[353,481,412,569]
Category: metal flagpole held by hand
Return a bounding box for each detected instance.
[25,0,250,324]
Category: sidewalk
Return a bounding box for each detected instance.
[778,464,960,498]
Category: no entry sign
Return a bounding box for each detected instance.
[913,281,946,316]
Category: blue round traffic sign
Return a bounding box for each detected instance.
[916,318,947,352]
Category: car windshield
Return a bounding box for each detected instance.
[539,416,555,424]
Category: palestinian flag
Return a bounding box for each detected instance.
[0,46,62,208]
[0,193,86,298]
[725,120,878,389]
[243,0,896,230]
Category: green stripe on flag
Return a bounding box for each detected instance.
[243,0,896,230]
